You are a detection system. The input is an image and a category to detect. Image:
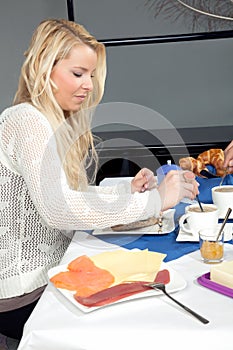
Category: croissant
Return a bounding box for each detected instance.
[179,149,225,177]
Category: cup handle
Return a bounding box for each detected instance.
[179,213,193,234]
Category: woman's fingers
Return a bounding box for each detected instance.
[141,168,157,191]
[158,170,199,211]
[132,167,199,211]
[182,170,199,197]
[131,168,156,193]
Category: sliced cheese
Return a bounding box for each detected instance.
[210,260,233,289]
[90,249,166,285]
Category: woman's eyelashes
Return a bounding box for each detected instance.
[73,72,95,78]
[73,72,82,78]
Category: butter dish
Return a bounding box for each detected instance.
[197,272,233,298]
[210,260,233,289]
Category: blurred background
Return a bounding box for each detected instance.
[1,0,233,182]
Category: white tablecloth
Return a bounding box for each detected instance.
[18,231,233,350]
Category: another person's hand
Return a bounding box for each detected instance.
[131,168,157,193]
[223,140,233,172]
[158,170,199,211]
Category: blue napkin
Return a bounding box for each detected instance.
[196,164,233,203]
[196,175,233,203]
[122,228,200,262]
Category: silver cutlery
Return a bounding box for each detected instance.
[196,194,204,212]
[219,167,229,186]
[145,282,209,325]
[215,207,232,242]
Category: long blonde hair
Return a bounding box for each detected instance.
[14,19,106,189]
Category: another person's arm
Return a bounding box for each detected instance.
[224,140,233,172]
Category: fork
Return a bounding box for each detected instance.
[146,282,209,325]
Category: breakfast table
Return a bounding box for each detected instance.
[17,204,233,350]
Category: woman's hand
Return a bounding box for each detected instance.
[224,140,233,172]
[131,168,157,193]
[158,170,199,211]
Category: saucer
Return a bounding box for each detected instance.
[176,223,233,242]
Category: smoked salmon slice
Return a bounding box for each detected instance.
[50,255,115,297]
[67,255,97,272]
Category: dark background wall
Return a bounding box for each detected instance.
[1,0,232,180]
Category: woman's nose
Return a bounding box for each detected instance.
[82,76,94,91]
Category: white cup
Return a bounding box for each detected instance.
[211,185,233,219]
[179,204,219,238]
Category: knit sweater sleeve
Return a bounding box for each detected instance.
[1,104,161,230]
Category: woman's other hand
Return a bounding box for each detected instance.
[224,140,233,172]
[158,170,199,211]
[131,168,157,193]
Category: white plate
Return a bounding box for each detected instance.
[92,209,175,236]
[99,177,133,186]
[176,223,233,242]
[73,231,146,250]
[48,261,186,313]
[73,231,122,250]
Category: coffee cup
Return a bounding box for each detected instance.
[179,204,219,238]
[211,185,233,219]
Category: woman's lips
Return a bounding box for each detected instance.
[74,95,86,102]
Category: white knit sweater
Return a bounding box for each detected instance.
[0,103,161,298]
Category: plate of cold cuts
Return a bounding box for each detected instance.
[48,252,186,313]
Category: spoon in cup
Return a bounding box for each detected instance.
[215,207,232,242]
[219,167,229,187]
[196,195,204,212]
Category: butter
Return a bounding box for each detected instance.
[210,260,233,289]
[91,249,166,285]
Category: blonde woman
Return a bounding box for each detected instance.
[0,19,198,340]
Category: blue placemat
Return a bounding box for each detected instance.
[95,201,232,262]
[121,227,200,262]
[121,201,199,262]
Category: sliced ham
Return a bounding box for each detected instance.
[74,269,170,307]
